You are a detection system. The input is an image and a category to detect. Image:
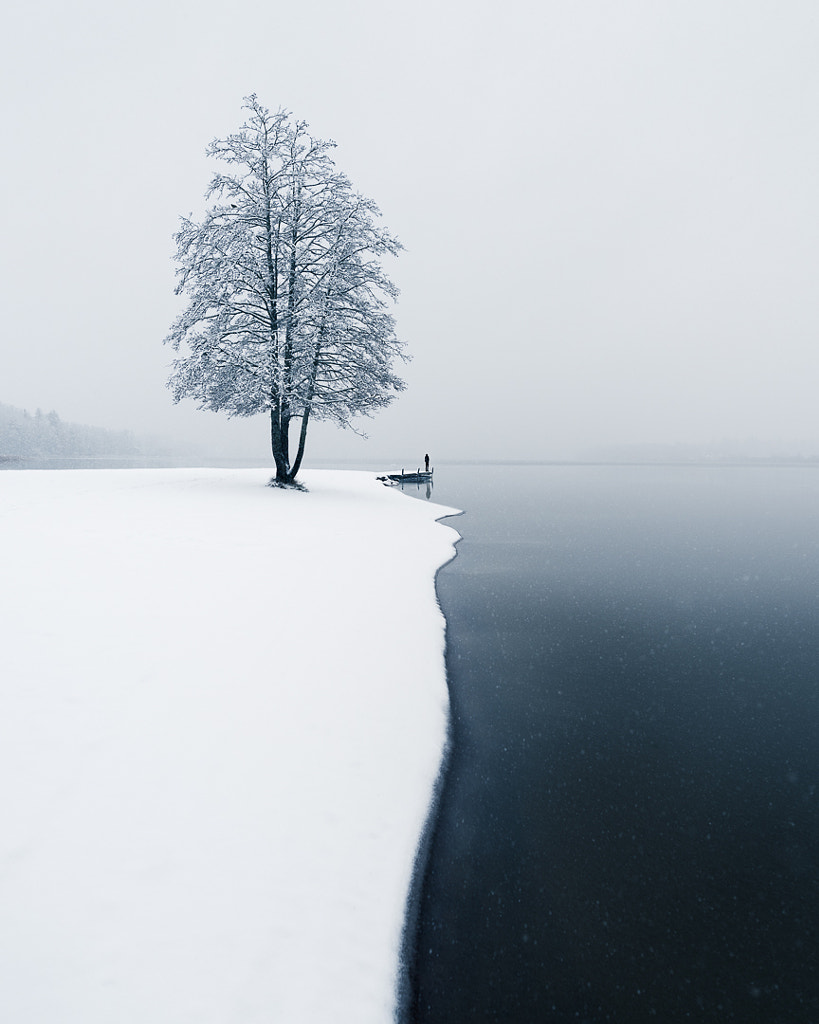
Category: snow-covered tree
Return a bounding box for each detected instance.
[164,96,406,483]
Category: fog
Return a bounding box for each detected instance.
[3,1,819,464]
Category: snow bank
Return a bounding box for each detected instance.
[0,468,460,1024]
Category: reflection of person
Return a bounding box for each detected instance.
[424,453,430,472]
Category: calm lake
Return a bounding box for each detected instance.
[401,463,819,1023]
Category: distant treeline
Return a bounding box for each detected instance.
[0,402,144,460]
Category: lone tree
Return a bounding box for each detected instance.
[164,96,406,483]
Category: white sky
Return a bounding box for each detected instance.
[3,0,819,461]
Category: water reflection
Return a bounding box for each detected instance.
[392,477,434,500]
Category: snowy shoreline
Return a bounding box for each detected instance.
[0,468,460,1023]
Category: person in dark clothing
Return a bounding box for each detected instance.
[424,454,430,472]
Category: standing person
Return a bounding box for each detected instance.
[424,453,430,473]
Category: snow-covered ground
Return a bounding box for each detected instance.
[0,468,460,1023]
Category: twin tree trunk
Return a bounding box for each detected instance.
[270,406,312,483]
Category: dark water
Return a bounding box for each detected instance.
[402,464,819,1023]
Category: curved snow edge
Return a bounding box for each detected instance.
[0,467,462,1024]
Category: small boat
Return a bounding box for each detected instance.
[378,468,434,484]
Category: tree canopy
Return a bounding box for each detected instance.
[165,96,406,482]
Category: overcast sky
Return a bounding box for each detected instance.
[3,0,819,462]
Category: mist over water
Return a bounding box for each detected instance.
[405,464,819,1023]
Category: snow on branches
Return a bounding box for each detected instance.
[164,96,406,482]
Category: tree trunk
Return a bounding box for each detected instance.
[289,335,323,482]
[290,408,311,480]
[270,408,291,482]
